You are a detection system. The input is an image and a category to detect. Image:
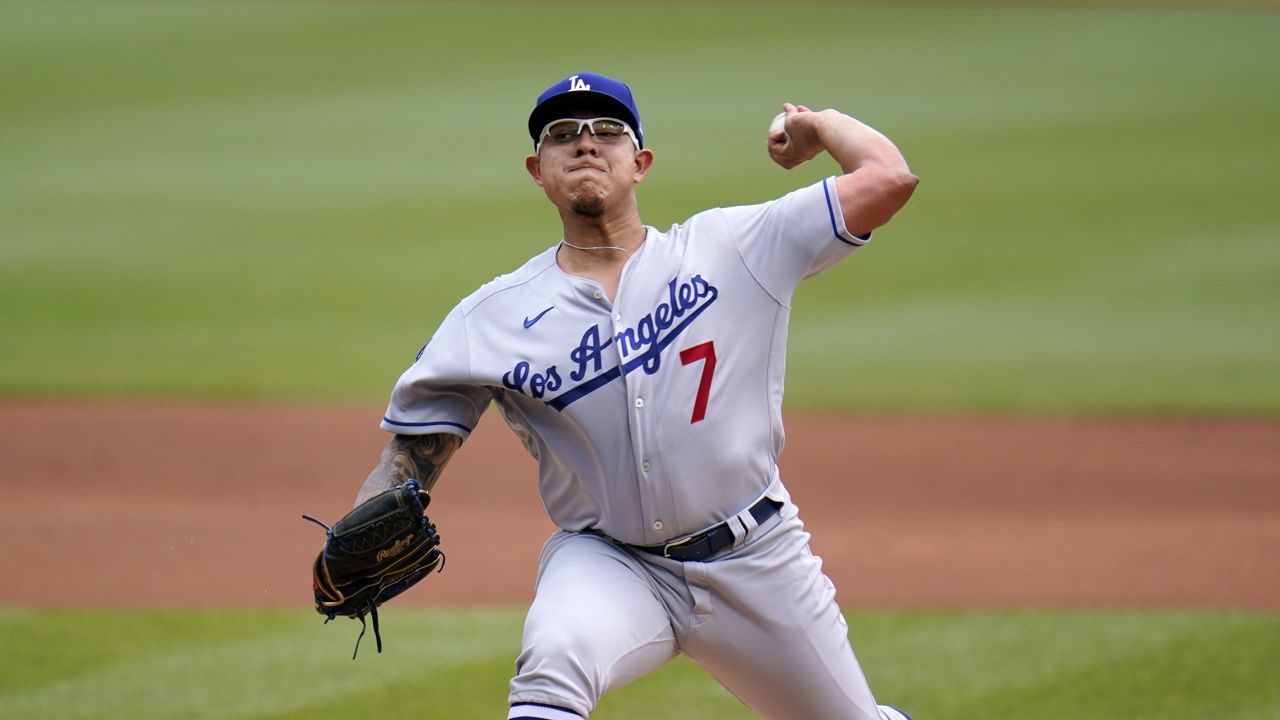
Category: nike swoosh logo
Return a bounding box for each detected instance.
[523,306,555,329]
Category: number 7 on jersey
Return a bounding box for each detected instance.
[679,341,717,424]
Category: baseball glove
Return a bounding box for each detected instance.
[303,479,444,658]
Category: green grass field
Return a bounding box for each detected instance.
[2,608,1278,720]
[3,1,1277,414]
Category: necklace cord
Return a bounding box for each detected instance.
[560,239,632,258]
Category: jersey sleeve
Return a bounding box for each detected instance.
[720,176,869,302]
[380,306,495,439]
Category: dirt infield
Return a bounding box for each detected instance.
[1,399,1277,609]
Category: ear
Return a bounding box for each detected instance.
[525,155,543,187]
[632,149,654,183]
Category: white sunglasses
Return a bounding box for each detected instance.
[536,117,640,153]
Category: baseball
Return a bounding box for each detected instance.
[769,112,787,138]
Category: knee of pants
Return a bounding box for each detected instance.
[509,533,679,714]
[511,588,677,715]
[520,619,607,677]
[512,619,677,717]
[509,623,601,717]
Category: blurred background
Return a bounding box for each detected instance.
[3,0,1277,414]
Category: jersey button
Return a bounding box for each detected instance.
[641,461,651,472]
[652,520,664,531]
[593,291,603,299]
[634,398,644,408]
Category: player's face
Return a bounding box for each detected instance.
[525,111,653,218]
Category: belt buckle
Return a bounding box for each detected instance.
[662,533,701,559]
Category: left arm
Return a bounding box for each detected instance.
[768,103,919,237]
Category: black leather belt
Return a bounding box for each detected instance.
[628,497,781,562]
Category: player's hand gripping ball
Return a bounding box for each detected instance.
[303,480,444,658]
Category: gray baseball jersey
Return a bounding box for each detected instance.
[381,177,866,546]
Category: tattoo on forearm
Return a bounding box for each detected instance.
[389,433,460,488]
[357,433,461,505]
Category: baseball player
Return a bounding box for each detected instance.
[357,71,918,719]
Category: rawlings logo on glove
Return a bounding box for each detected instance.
[377,535,415,562]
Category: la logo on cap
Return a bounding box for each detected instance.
[568,75,591,91]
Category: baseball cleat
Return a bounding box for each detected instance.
[878,706,912,720]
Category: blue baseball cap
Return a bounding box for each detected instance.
[528,72,643,150]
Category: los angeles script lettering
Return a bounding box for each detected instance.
[502,274,717,400]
